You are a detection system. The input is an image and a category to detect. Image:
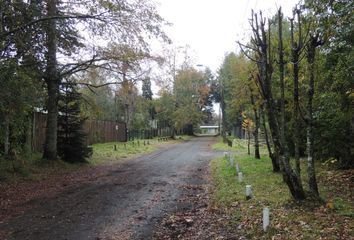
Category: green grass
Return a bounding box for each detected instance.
[0,136,189,181]
[90,135,191,165]
[177,135,193,141]
[210,138,354,239]
[212,137,254,152]
[89,140,158,165]
[210,154,290,228]
[211,137,230,151]
[0,152,82,182]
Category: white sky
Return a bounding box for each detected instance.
[155,0,300,72]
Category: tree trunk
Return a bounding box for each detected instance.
[4,113,10,156]
[250,90,260,159]
[171,127,176,139]
[25,114,33,155]
[278,8,287,172]
[290,15,301,177]
[220,73,228,143]
[43,0,59,160]
[252,11,305,199]
[254,109,260,159]
[43,80,59,160]
[264,97,305,199]
[261,105,279,172]
[221,94,227,143]
[306,36,319,196]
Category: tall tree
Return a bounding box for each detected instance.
[261,103,278,170]
[142,76,155,121]
[239,10,306,200]
[172,67,209,131]
[142,77,153,101]
[201,68,215,124]
[249,81,260,159]
[38,0,169,160]
[155,89,176,134]
[305,33,322,196]
[42,0,60,160]
[117,77,139,130]
[218,53,250,140]
[218,54,236,141]
[0,1,43,156]
[57,81,90,162]
[290,7,304,177]
[277,7,285,172]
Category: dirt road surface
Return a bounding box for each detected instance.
[0,137,221,240]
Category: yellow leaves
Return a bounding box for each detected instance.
[242,111,254,130]
[325,199,335,209]
[242,119,254,130]
[326,201,334,210]
[198,85,210,98]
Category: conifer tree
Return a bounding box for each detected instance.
[142,77,155,121]
[57,82,90,162]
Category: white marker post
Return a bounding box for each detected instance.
[229,154,234,166]
[238,172,243,183]
[245,185,253,200]
[263,207,270,231]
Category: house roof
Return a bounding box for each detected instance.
[199,125,219,129]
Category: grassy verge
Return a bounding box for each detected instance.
[0,152,83,182]
[91,135,193,165]
[212,136,248,152]
[210,139,353,239]
[89,140,158,165]
[0,135,190,181]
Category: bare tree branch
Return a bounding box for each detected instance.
[237,41,262,63]
[0,13,109,39]
[76,81,124,88]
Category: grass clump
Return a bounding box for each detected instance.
[0,152,83,182]
[0,136,187,181]
[211,137,233,151]
[210,139,353,239]
[212,136,248,151]
[90,135,190,165]
[90,140,157,165]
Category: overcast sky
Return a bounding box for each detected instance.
[155,0,300,72]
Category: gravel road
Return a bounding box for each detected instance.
[1,137,220,240]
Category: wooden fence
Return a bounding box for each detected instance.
[32,112,127,152]
[84,120,126,145]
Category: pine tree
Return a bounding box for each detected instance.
[142,77,155,120]
[57,82,90,163]
[142,77,153,100]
